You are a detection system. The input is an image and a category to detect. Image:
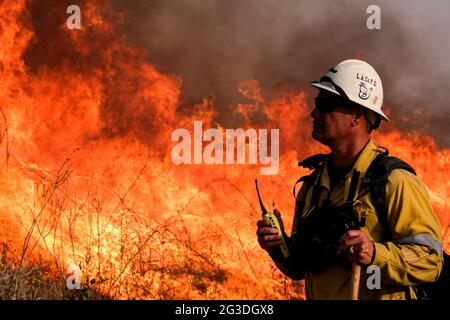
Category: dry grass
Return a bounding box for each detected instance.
[0,242,62,299]
[0,241,110,299]
[0,166,304,300]
[0,111,304,300]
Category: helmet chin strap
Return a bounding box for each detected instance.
[366,110,381,129]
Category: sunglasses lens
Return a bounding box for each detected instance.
[315,98,337,113]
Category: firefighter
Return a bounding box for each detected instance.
[256,59,443,299]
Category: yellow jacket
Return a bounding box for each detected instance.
[274,139,443,300]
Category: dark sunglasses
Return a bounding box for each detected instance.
[314,97,351,113]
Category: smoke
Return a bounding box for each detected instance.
[20,0,450,147]
[109,0,450,147]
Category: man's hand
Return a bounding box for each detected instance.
[256,209,285,255]
[338,230,374,266]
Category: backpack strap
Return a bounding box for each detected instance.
[363,149,416,239]
[346,169,361,203]
[292,154,328,225]
[293,153,328,198]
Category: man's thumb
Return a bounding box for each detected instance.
[273,208,282,219]
[273,208,286,234]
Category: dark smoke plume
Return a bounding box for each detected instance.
[24,0,450,147]
[111,0,450,147]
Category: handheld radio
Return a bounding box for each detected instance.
[255,179,290,258]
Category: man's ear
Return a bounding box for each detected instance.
[351,115,360,127]
[351,107,365,126]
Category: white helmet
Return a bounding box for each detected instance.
[310,59,389,121]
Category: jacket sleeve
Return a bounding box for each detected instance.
[268,240,306,281]
[372,169,443,286]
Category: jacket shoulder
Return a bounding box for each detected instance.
[386,168,428,195]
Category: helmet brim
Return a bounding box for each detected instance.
[310,81,340,96]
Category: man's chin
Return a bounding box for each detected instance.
[312,130,322,142]
[312,131,329,145]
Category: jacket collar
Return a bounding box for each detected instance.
[318,139,382,196]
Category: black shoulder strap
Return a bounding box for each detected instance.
[298,153,328,170]
[363,150,416,237]
[293,153,328,198]
[347,169,361,203]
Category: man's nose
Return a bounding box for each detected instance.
[311,107,320,119]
